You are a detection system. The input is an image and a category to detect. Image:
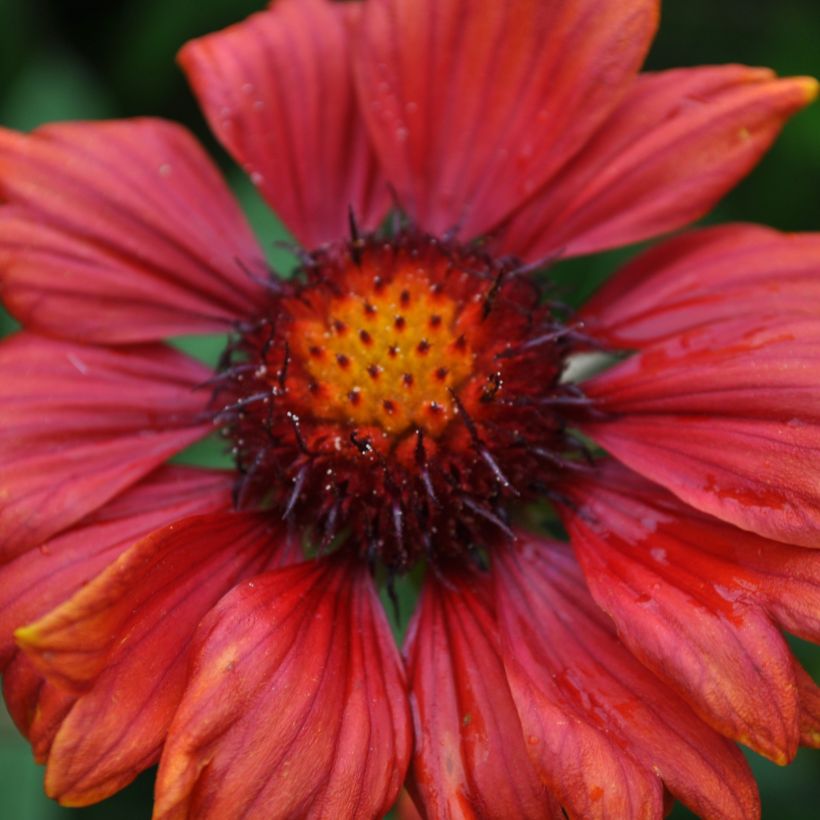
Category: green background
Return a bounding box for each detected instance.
[1,0,819,816]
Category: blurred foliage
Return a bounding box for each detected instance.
[1,0,819,817]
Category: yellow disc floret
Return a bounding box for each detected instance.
[294,271,475,436]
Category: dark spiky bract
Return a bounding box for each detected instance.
[213,230,590,572]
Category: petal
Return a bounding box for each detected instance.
[0,465,234,669]
[3,653,75,764]
[404,570,557,819]
[580,224,820,347]
[354,0,658,238]
[583,318,820,547]
[179,0,388,249]
[493,67,817,260]
[494,537,760,820]
[154,560,411,820]
[396,789,424,820]
[17,512,280,806]
[0,333,212,559]
[794,661,820,748]
[0,119,267,343]
[562,461,803,762]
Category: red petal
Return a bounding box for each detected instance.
[581,224,820,347]
[0,119,266,343]
[794,661,820,748]
[404,570,557,819]
[494,537,760,820]
[0,465,234,669]
[396,789,423,820]
[494,68,817,259]
[0,333,211,559]
[563,461,803,762]
[583,318,820,547]
[179,0,388,249]
[3,653,75,764]
[354,0,657,238]
[16,512,280,806]
[154,560,411,820]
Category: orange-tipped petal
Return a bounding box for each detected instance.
[0,119,267,343]
[154,560,411,820]
[0,334,211,560]
[0,467,234,773]
[493,537,760,820]
[354,0,658,238]
[562,461,804,763]
[17,512,280,806]
[179,0,388,248]
[404,570,559,819]
[0,465,233,669]
[495,66,817,259]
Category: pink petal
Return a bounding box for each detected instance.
[179,0,388,249]
[154,560,411,820]
[583,318,820,547]
[17,512,281,806]
[494,536,760,819]
[354,0,657,238]
[0,465,234,669]
[0,333,212,560]
[493,68,817,259]
[404,570,558,819]
[580,224,820,346]
[0,119,267,343]
[563,461,804,762]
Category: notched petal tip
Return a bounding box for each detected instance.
[494,64,817,261]
[494,535,762,820]
[562,462,806,765]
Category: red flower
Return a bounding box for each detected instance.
[1,0,818,817]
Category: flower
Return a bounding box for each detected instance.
[0,0,818,817]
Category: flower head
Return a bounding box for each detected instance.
[218,228,582,569]
[1,0,819,817]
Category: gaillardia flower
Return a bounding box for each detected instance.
[1,0,819,817]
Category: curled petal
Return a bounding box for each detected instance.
[404,570,557,819]
[0,465,233,669]
[563,461,804,762]
[180,0,388,248]
[17,512,279,806]
[494,537,759,820]
[583,318,820,547]
[154,560,411,820]
[494,67,817,259]
[0,119,267,342]
[580,224,820,347]
[2,653,74,764]
[0,334,211,559]
[354,0,657,238]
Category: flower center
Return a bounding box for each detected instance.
[292,268,474,436]
[216,231,586,571]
